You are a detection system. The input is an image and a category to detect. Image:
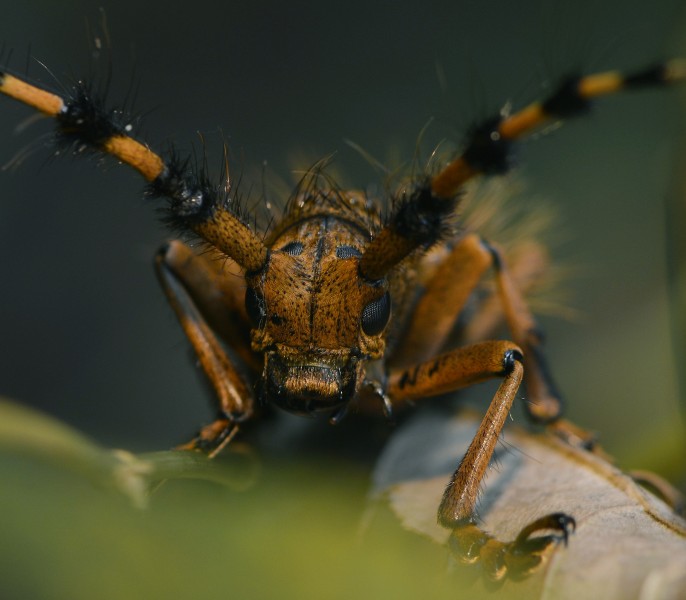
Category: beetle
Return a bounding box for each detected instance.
[1,46,684,579]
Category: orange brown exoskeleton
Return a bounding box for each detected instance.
[2,59,684,580]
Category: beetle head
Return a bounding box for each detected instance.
[246,225,390,416]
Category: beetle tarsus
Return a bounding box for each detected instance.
[447,512,575,580]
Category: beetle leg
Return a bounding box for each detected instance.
[390,233,492,369]
[483,242,601,449]
[460,239,550,345]
[392,233,564,424]
[388,341,574,580]
[481,240,563,424]
[158,240,261,370]
[155,241,256,453]
[450,514,576,580]
[393,232,596,449]
[629,470,686,515]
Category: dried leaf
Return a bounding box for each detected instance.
[371,409,686,599]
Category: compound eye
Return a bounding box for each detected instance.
[280,241,304,256]
[336,245,362,259]
[245,287,266,326]
[361,291,391,336]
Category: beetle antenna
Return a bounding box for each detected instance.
[0,69,269,274]
[359,60,686,281]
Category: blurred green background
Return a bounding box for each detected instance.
[0,0,685,597]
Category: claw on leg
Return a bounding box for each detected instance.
[514,512,576,547]
[447,513,575,581]
[177,418,240,458]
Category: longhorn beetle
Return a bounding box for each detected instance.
[1,51,684,579]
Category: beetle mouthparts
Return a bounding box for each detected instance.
[263,355,358,415]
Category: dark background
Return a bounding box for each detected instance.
[0,0,684,480]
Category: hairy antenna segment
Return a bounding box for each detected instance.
[0,71,64,115]
[359,60,686,283]
[359,183,458,281]
[432,60,686,198]
[0,70,268,273]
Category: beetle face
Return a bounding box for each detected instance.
[246,215,390,415]
[260,347,361,415]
